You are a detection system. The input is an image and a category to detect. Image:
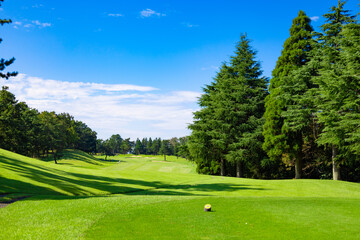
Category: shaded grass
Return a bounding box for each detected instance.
[0,148,360,239]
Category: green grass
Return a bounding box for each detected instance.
[1,148,360,239]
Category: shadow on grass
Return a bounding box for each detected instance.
[0,154,269,201]
[42,149,106,166]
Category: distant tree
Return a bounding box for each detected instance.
[159,140,171,161]
[146,137,153,154]
[0,87,26,153]
[108,134,123,155]
[134,138,142,155]
[177,136,191,160]
[101,140,114,160]
[57,113,78,149]
[0,0,17,79]
[263,10,314,179]
[120,138,133,154]
[96,139,105,154]
[151,138,161,155]
[74,120,97,153]
[141,138,147,154]
[169,137,179,156]
[38,111,69,163]
[21,107,43,157]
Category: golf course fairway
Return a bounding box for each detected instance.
[1,148,359,239]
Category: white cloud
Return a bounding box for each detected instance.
[140,9,166,18]
[0,74,199,140]
[32,20,52,28]
[182,22,199,28]
[32,4,44,8]
[201,66,219,71]
[108,13,123,17]
[14,21,22,25]
[310,16,320,22]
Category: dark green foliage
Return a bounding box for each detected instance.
[134,138,142,155]
[0,87,98,162]
[107,134,123,154]
[141,138,147,154]
[177,136,190,159]
[151,138,161,154]
[0,0,17,79]
[339,24,360,155]
[73,120,97,153]
[263,10,314,178]
[146,138,153,154]
[189,34,268,177]
[313,0,356,180]
[120,138,133,154]
[159,140,171,160]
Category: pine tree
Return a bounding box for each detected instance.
[189,34,268,177]
[146,137,153,154]
[159,140,171,161]
[219,35,268,178]
[0,0,17,79]
[188,64,231,176]
[134,138,142,155]
[339,23,360,155]
[263,10,314,179]
[314,0,355,180]
[141,138,148,154]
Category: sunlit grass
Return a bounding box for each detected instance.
[0,148,360,239]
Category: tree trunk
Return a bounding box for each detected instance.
[295,157,302,179]
[236,162,243,178]
[332,146,340,180]
[220,159,225,176]
[54,153,57,164]
[164,155,166,161]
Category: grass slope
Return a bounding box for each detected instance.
[0,148,360,239]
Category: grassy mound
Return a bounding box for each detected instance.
[0,148,360,239]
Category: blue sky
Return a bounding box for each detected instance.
[0,0,358,140]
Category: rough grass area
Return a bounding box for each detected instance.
[0,148,360,239]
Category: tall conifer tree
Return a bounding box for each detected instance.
[263,10,314,179]
[339,23,360,155]
[188,65,228,175]
[189,34,268,177]
[314,0,356,180]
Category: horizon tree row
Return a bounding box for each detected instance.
[0,86,189,162]
[0,86,97,163]
[96,135,190,160]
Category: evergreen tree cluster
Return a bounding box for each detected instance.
[188,0,360,181]
[0,87,97,162]
[97,136,189,160]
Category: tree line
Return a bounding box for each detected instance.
[188,0,360,181]
[0,86,97,162]
[0,86,189,162]
[97,135,189,160]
